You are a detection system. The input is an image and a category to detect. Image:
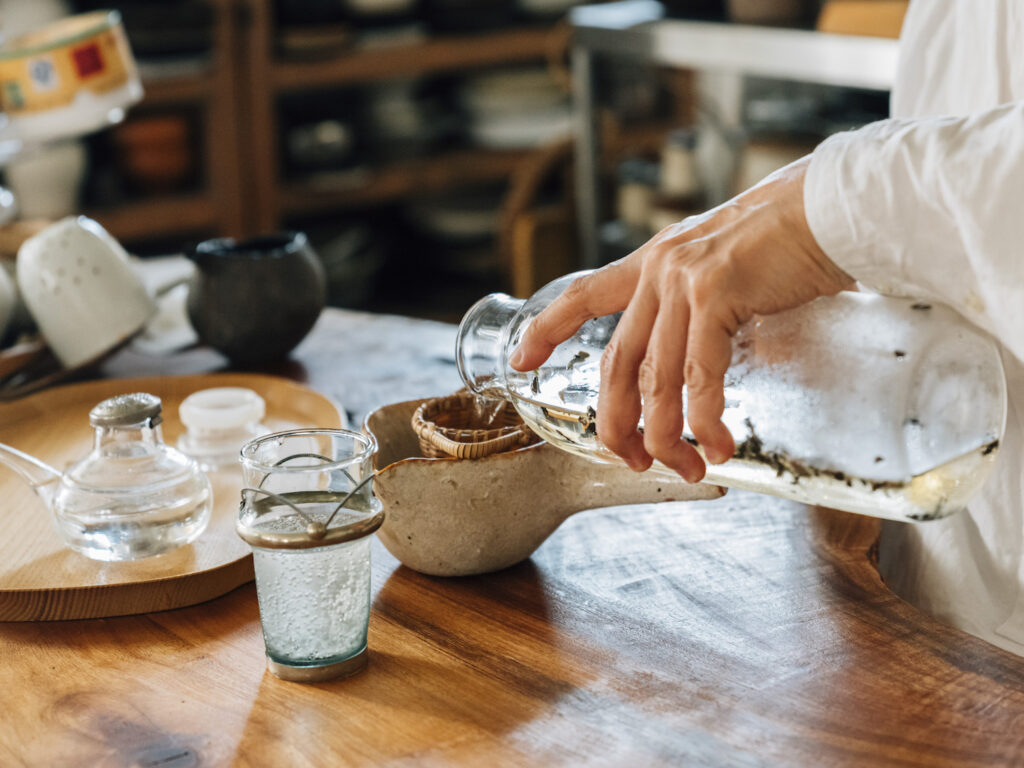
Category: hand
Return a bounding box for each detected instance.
[509,157,853,482]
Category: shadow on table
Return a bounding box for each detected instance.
[232,560,582,762]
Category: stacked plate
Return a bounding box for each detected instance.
[458,68,573,150]
[364,79,453,161]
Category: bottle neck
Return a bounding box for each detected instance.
[94,423,162,456]
[456,292,525,397]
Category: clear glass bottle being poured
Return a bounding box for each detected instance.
[456,272,1007,523]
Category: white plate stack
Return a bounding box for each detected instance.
[458,67,573,150]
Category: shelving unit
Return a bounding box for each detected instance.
[242,1,566,235]
[85,0,245,244]
[277,148,534,216]
[85,193,218,242]
[77,0,572,250]
[570,0,900,266]
[270,26,559,90]
[137,75,211,107]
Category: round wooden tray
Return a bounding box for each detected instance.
[0,373,342,621]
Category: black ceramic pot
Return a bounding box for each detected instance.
[187,232,327,365]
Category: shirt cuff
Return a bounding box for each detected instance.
[803,128,906,297]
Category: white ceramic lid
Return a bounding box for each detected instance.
[179,387,266,431]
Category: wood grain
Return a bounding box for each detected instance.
[271,26,556,90]
[3,495,1024,766]
[84,194,219,243]
[0,373,341,621]
[278,149,536,217]
[0,220,48,260]
[1,309,1023,766]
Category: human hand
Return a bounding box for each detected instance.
[509,157,853,482]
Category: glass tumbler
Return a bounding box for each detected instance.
[236,429,383,682]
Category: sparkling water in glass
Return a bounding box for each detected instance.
[253,536,371,668]
[238,429,382,682]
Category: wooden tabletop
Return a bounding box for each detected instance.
[3,308,1024,767]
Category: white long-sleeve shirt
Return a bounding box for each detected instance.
[804,0,1024,653]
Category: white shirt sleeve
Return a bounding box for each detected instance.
[804,100,1024,363]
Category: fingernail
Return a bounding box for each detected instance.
[707,447,728,465]
[684,463,707,484]
[626,452,651,472]
[703,424,734,465]
[509,348,524,368]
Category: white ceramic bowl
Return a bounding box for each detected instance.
[468,104,574,150]
[458,68,567,116]
[17,216,155,368]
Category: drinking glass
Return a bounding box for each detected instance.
[237,428,382,682]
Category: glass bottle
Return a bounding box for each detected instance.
[649,128,705,232]
[57,393,212,561]
[456,273,1007,522]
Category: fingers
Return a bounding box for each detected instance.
[683,311,736,465]
[510,259,641,371]
[639,293,706,482]
[596,282,657,472]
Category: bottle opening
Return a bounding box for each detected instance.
[456,292,524,396]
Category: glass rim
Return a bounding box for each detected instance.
[455,292,500,394]
[240,428,376,474]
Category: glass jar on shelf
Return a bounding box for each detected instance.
[649,128,706,232]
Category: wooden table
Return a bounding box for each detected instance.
[3,309,1024,767]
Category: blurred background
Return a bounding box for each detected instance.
[0,0,906,321]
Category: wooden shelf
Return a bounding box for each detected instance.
[139,75,212,106]
[83,4,570,244]
[278,148,535,215]
[85,195,219,242]
[272,26,557,91]
[602,118,679,163]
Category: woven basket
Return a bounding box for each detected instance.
[411,392,539,460]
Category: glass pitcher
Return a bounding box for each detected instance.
[456,272,1007,522]
[0,392,213,561]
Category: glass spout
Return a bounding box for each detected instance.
[0,442,62,505]
[456,292,525,397]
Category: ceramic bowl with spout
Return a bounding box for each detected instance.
[365,397,725,577]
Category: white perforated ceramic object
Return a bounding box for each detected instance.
[16,216,155,368]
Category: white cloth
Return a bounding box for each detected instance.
[804,0,1024,653]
